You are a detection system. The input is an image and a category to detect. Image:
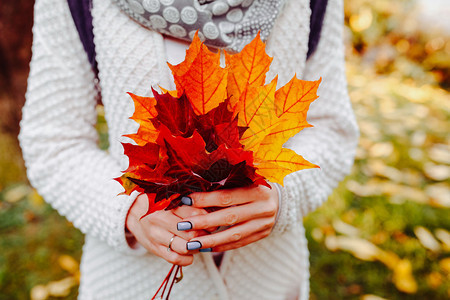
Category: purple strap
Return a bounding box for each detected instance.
[67,0,97,76]
[68,0,328,73]
[307,0,328,59]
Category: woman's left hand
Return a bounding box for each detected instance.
[177,183,279,252]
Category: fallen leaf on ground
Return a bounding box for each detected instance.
[361,295,388,300]
[427,272,443,289]
[414,226,441,252]
[47,277,77,297]
[392,259,418,294]
[30,285,48,300]
[58,255,79,274]
[435,229,450,251]
[332,219,360,237]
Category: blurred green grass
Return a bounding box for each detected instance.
[0,184,82,299]
[1,0,449,299]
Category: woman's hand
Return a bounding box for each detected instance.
[126,193,209,266]
[177,184,279,252]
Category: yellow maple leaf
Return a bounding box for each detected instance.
[237,78,279,151]
[259,119,313,150]
[255,146,318,185]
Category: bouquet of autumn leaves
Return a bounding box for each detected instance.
[117,33,321,215]
[116,33,320,298]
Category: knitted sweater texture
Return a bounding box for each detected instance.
[19,0,358,299]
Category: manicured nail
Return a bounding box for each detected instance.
[181,196,192,206]
[177,221,192,231]
[186,241,202,250]
[199,248,212,252]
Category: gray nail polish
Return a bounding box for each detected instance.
[199,248,212,252]
[177,221,192,231]
[181,196,192,206]
[186,241,202,250]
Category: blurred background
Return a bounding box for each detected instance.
[0,0,449,299]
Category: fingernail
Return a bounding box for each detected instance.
[181,196,192,206]
[177,221,192,231]
[199,248,212,252]
[186,241,202,250]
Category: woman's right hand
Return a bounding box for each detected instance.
[126,193,209,266]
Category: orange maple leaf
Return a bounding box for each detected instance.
[169,34,228,115]
[125,92,159,145]
[127,92,157,124]
[125,126,159,146]
[274,76,321,119]
[225,33,273,111]
[167,34,203,89]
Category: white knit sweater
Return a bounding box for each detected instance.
[19,0,358,299]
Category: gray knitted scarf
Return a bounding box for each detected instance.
[111,0,287,52]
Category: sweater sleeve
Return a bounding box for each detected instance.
[19,0,144,255]
[272,0,359,233]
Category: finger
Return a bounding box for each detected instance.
[212,229,271,252]
[165,233,198,256]
[186,217,275,250]
[189,185,271,208]
[145,210,199,241]
[172,206,214,232]
[172,206,219,233]
[126,193,149,230]
[179,201,276,230]
[145,225,190,254]
[155,243,194,266]
[171,206,208,219]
